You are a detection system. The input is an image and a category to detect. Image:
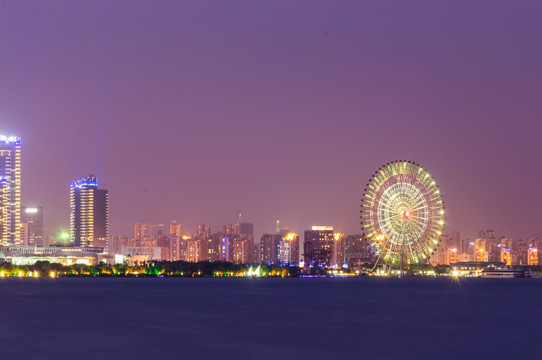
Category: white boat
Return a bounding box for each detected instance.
[481,269,524,278]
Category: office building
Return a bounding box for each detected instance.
[303,226,335,268]
[21,206,43,246]
[0,136,21,246]
[70,175,109,248]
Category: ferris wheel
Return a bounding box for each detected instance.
[361,161,445,270]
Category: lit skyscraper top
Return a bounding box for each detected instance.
[70,175,109,248]
[0,135,21,246]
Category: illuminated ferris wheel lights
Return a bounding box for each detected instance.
[360,160,445,267]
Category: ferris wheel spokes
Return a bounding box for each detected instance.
[361,161,445,275]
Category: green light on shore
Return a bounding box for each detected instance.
[59,231,69,241]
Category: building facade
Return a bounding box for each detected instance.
[260,233,282,264]
[0,136,22,246]
[21,206,43,246]
[70,175,109,248]
[239,223,254,236]
[279,233,299,264]
[303,226,335,268]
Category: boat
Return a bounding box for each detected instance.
[481,269,524,278]
[481,269,540,278]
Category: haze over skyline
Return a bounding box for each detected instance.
[1,1,541,239]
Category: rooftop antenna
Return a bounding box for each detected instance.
[276,220,280,233]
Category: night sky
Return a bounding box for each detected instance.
[1,1,541,239]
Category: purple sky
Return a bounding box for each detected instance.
[1,1,541,240]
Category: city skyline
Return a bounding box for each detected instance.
[1,1,542,239]
[0,137,540,268]
[2,133,540,242]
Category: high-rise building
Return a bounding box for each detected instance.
[220,235,231,261]
[70,175,109,248]
[332,233,345,266]
[209,239,221,261]
[169,221,182,237]
[21,206,43,246]
[239,223,254,236]
[303,226,335,268]
[232,234,254,264]
[528,247,538,266]
[260,233,282,263]
[197,224,211,239]
[0,179,9,245]
[501,247,512,265]
[279,233,299,264]
[134,224,152,247]
[344,234,371,265]
[0,136,21,246]
[186,238,202,262]
[473,238,488,262]
[513,238,529,265]
[224,224,234,235]
[134,224,164,247]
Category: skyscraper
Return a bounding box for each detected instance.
[70,175,109,248]
[21,206,43,246]
[0,136,21,246]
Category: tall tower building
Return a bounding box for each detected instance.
[0,136,22,246]
[70,175,109,248]
[169,221,182,237]
[260,233,282,264]
[21,206,43,246]
[279,233,300,264]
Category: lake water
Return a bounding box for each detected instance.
[1,277,540,360]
